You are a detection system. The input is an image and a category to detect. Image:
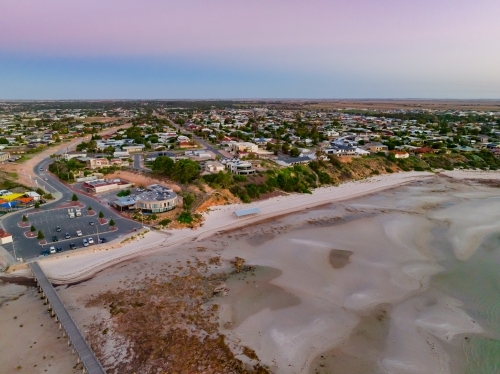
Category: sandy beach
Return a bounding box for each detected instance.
[3,169,500,373]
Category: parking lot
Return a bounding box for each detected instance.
[27,207,113,250]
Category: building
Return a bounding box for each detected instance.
[205,161,225,174]
[122,145,145,153]
[135,184,178,213]
[0,151,10,162]
[369,143,389,153]
[63,151,87,160]
[390,150,409,159]
[82,178,133,194]
[222,159,255,175]
[86,158,110,169]
[231,142,259,154]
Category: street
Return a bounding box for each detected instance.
[1,158,141,260]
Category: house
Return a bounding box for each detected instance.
[222,159,256,175]
[0,152,10,162]
[63,151,87,160]
[231,142,259,154]
[86,158,110,169]
[390,150,409,159]
[122,144,145,153]
[113,151,130,158]
[369,143,389,153]
[205,161,225,174]
[280,156,311,166]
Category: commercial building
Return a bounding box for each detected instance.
[82,178,133,194]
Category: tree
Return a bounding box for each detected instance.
[30,225,36,232]
[88,206,92,210]
[34,202,40,209]
[99,211,104,218]
[37,230,44,240]
[109,219,115,227]
[22,215,28,222]
[290,147,301,157]
[171,159,200,183]
[71,193,78,201]
[151,156,174,175]
[183,193,195,210]
[0,137,9,144]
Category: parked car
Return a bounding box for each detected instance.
[65,232,70,239]
[41,250,49,256]
[56,226,62,232]
[99,238,107,243]
[52,235,58,242]
[88,237,94,245]
[49,246,56,254]
[76,230,82,237]
[89,221,95,226]
[136,188,145,192]
[69,243,76,250]
[56,247,64,253]
[82,239,89,247]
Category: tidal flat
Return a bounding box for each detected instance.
[50,175,500,373]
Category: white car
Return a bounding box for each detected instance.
[88,237,94,245]
[82,239,89,247]
[76,230,82,237]
[49,246,56,254]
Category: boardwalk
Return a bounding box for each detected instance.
[29,262,106,374]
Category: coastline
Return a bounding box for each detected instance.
[7,168,500,282]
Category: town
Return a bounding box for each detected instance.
[0,100,500,261]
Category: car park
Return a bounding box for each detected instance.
[88,237,94,244]
[49,246,56,254]
[52,235,58,242]
[69,243,76,250]
[76,230,82,237]
[56,226,62,232]
[89,221,95,226]
[82,239,89,247]
[65,232,71,239]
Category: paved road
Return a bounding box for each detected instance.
[166,118,226,158]
[1,158,141,261]
[132,154,151,172]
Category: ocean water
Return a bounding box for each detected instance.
[431,232,500,373]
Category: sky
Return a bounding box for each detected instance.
[1,0,500,99]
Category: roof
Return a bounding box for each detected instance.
[282,157,311,164]
[234,207,261,217]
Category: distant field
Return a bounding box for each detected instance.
[292,99,500,111]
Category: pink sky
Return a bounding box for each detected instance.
[1,0,500,98]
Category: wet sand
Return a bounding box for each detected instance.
[4,171,500,373]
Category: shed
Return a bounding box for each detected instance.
[234,207,261,218]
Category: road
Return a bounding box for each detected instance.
[1,158,141,261]
[166,118,228,158]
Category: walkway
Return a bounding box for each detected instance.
[29,262,106,374]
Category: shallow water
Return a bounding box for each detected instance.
[431,232,500,373]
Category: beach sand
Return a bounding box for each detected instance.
[4,170,500,373]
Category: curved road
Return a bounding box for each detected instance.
[1,158,141,261]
